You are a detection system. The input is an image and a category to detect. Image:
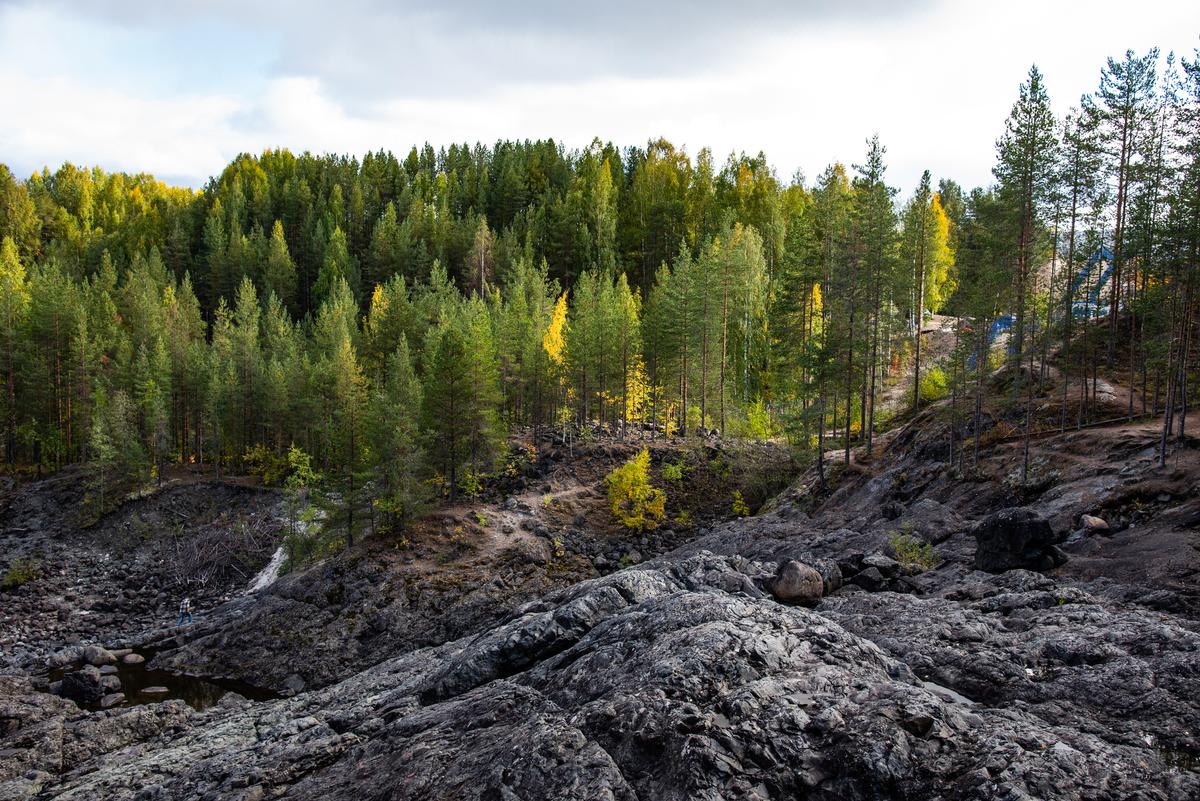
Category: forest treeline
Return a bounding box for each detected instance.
[0,47,1198,533]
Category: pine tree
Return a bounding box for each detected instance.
[367,202,403,287]
[469,216,495,295]
[362,274,415,380]
[850,137,899,452]
[900,171,955,413]
[366,338,428,531]
[327,333,367,547]
[995,65,1059,373]
[495,258,560,427]
[313,226,360,309]
[1056,103,1105,429]
[421,302,503,499]
[0,237,29,463]
[811,164,854,469]
[1096,49,1159,359]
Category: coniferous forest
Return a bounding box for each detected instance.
[1,49,1198,540]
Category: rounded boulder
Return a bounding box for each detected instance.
[768,560,824,605]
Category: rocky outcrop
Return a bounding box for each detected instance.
[3,419,1199,800]
[973,507,1068,573]
[2,553,1196,801]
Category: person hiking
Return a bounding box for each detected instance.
[177,597,192,626]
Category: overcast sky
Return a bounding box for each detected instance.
[1,0,1196,192]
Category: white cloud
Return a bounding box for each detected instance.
[0,0,1196,191]
[0,70,242,183]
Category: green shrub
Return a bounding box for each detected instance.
[604,449,666,531]
[745,397,774,441]
[709,455,732,480]
[888,530,937,571]
[2,558,42,590]
[457,470,483,499]
[661,459,685,482]
[282,504,341,571]
[244,444,289,486]
[918,366,949,404]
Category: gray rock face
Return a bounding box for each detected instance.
[973,507,1068,573]
[767,559,824,604]
[3,553,1196,801]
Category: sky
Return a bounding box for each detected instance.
[1,0,1197,192]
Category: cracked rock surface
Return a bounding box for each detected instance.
[3,553,1197,801]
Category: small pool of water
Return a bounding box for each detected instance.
[50,650,279,711]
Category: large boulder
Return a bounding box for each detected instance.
[82,645,117,667]
[59,664,104,703]
[767,560,824,605]
[973,507,1067,573]
[899,498,967,544]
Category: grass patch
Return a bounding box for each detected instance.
[888,530,937,571]
[2,558,42,590]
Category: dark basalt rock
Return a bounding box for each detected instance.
[3,422,1199,800]
[973,507,1068,573]
[851,565,888,591]
[58,665,104,704]
[4,553,1195,801]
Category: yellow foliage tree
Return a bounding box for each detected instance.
[925,193,956,312]
[542,292,568,366]
[603,449,666,531]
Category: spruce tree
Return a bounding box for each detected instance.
[263,220,298,312]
